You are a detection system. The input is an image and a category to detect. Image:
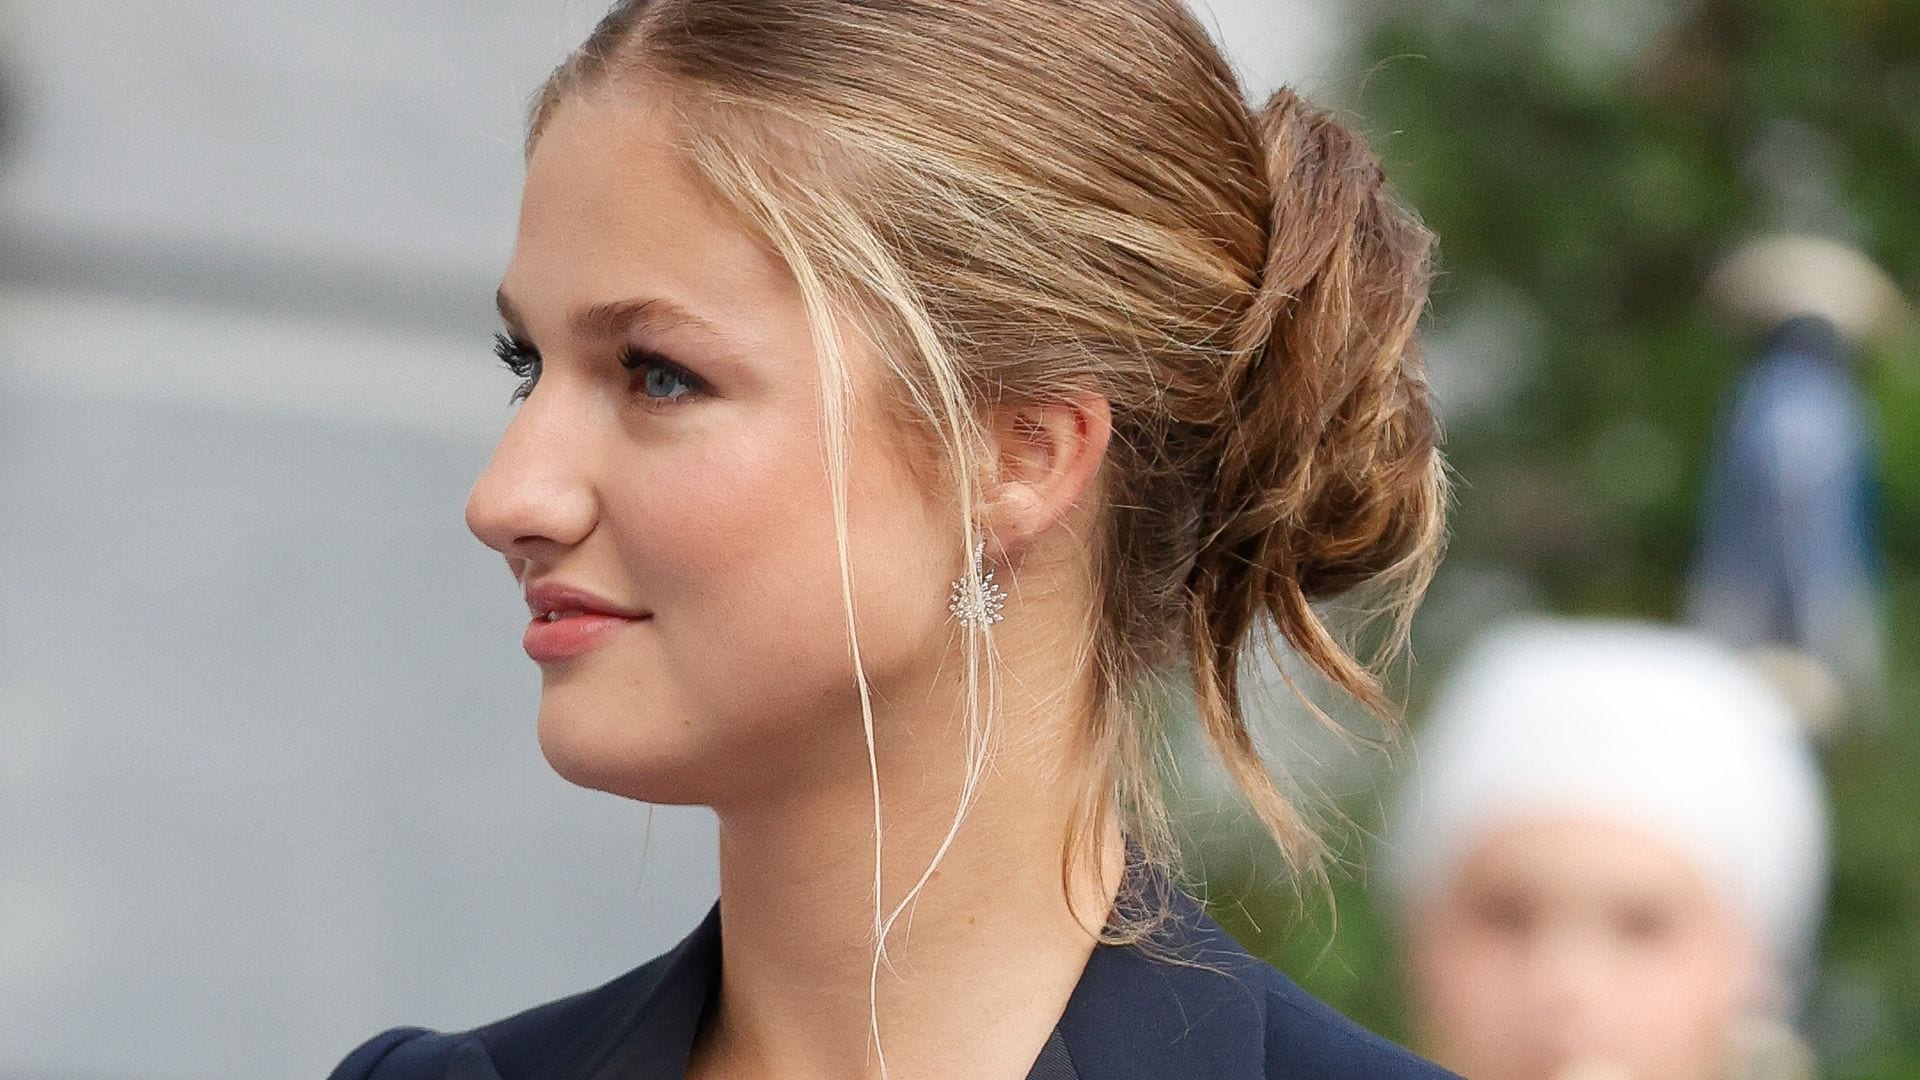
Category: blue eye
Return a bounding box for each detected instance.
[622,347,701,401]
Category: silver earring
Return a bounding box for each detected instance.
[947,540,1007,627]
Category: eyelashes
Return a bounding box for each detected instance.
[623,346,701,401]
[493,332,538,404]
[491,331,707,406]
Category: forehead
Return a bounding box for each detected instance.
[1454,816,1725,908]
[501,90,798,329]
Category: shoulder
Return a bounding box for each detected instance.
[325,946,685,1080]
[1250,961,1458,1080]
[1174,929,1457,1080]
[1059,887,1458,1080]
[326,1026,447,1080]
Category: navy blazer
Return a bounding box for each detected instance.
[329,887,1456,1080]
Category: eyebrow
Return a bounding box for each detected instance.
[495,288,736,347]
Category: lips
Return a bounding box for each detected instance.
[523,581,649,620]
[521,580,650,663]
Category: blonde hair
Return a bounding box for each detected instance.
[529,0,1444,1061]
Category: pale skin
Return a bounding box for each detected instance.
[1402,816,1768,1080]
[464,87,1126,1080]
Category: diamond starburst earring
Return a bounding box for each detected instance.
[947,539,1007,627]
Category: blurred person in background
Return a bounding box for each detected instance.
[1689,236,1908,731]
[1267,2,1917,1073]
[328,1,1456,1078]
[1383,618,1830,1080]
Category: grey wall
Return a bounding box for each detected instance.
[0,3,1344,1077]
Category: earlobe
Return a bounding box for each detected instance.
[983,392,1113,553]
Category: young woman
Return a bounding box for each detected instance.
[331,1,1451,1077]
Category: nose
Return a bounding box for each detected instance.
[465,389,600,568]
[1522,924,1620,1050]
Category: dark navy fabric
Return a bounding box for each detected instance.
[327,887,1456,1080]
[1024,1030,1078,1080]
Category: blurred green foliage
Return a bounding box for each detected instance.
[1205,1,1920,1075]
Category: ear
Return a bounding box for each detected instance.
[980,391,1113,556]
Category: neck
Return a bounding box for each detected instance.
[689,662,1126,1080]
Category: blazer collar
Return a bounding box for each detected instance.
[445,883,1266,1080]
[581,901,723,1080]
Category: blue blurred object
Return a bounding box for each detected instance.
[1685,315,1886,720]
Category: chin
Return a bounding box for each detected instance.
[535,700,716,806]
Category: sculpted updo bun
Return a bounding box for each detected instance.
[535,0,1445,902]
[1225,90,1440,610]
[1198,88,1443,718]
[1185,88,1445,869]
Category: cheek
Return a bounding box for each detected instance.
[532,410,851,803]
[578,402,955,788]
[1611,927,1749,1058]
[1406,913,1533,1051]
[615,412,854,678]
[1409,913,1518,1010]
[627,410,951,648]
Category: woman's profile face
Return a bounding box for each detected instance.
[1404,816,1759,1080]
[465,90,957,808]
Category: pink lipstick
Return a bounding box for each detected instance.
[522,581,649,663]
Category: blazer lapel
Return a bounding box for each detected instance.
[437,886,1269,1080]
[1025,1028,1080,1080]
[581,904,722,1080]
[436,902,724,1080]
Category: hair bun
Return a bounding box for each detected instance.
[1191,86,1446,715]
